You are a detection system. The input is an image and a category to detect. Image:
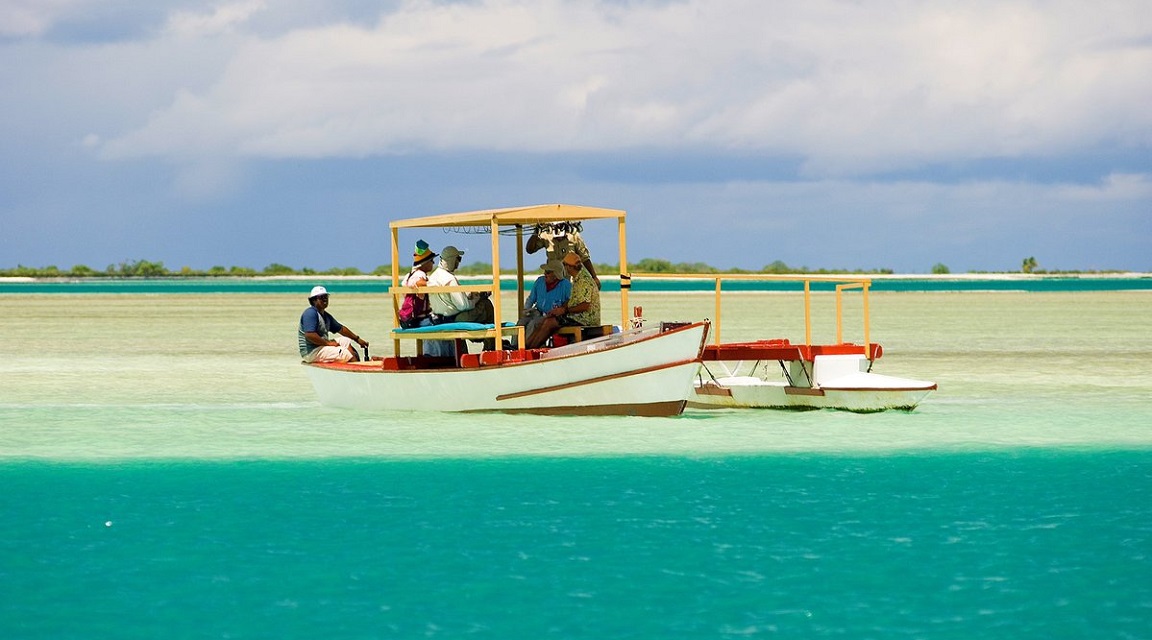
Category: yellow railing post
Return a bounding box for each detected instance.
[490,219,502,340]
[391,227,401,357]
[833,282,867,346]
[714,278,723,345]
[618,217,629,329]
[613,272,873,353]
[835,284,843,344]
[515,225,525,319]
[804,280,812,346]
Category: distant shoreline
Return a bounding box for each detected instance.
[5,273,1150,295]
[2,272,1150,283]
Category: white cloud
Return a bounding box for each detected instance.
[163,0,266,38]
[78,0,1152,175]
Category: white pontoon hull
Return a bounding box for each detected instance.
[304,323,708,416]
[691,375,936,412]
[689,354,936,412]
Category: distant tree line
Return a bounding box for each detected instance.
[0,259,893,278]
[0,257,1129,278]
[0,260,390,278]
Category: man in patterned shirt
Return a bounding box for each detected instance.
[525,252,601,348]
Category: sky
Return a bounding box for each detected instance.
[1,0,1150,274]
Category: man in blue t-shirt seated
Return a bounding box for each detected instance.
[298,286,369,363]
[519,259,571,347]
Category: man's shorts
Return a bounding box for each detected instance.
[303,335,356,363]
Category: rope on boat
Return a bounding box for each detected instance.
[778,361,795,386]
[794,348,813,386]
[440,222,584,237]
[700,363,722,385]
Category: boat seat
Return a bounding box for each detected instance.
[461,349,545,368]
[479,350,505,366]
[459,353,482,369]
[555,324,613,344]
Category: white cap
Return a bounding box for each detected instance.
[309,285,329,298]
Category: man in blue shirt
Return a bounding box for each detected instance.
[521,260,571,349]
[298,286,369,363]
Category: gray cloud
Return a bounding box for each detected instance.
[70,0,1148,177]
[2,0,1149,272]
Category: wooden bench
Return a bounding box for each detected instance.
[554,324,614,345]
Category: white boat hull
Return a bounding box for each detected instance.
[689,354,936,412]
[304,323,708,416]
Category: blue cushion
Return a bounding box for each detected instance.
[395,322,516,334]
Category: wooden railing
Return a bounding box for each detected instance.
[632,274,872,353]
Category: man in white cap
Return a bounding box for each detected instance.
[298,286,369,363]
[426,246,493,324]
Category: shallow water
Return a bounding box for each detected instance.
[1,289,1150,637]
[3,291,1149,456]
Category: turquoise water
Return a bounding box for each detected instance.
[2,287,1150,637]
[3,454,1147,638]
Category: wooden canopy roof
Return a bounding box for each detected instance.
[389,204,625,230]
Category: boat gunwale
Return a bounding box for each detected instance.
[305,321,710,374]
